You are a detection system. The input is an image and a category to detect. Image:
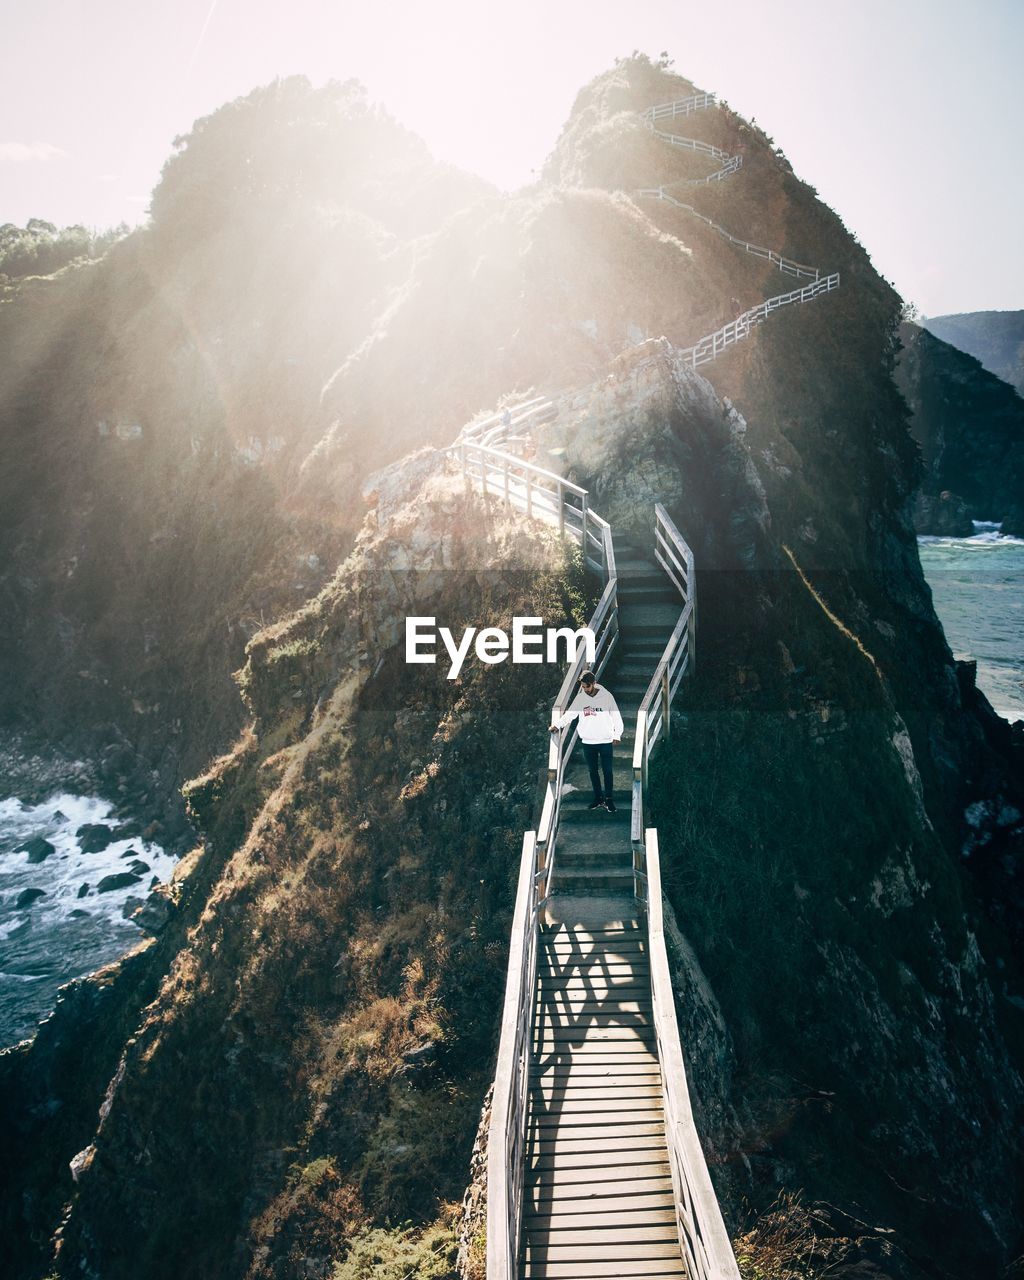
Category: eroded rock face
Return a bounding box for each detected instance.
[912,491,973,538]
[542,338,770,568]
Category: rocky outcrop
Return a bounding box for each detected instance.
[896,322,1024,534]
[912,490,973,538]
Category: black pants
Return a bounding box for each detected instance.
[582,741,614,800]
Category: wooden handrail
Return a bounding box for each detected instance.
[486,831,541,1280]
[637,93,839,370]
[644,829,741,1280]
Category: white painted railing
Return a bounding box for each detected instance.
[638,93,840,364]
[639,829,741,1280]
[537,510,617,873]
[679,273,840,370]
[461,397,556,449]
[642,92,716,123]
[631,504,696,849]
[487,830,545,1280]
[627,510,739,1280]
[651,130,732,162]
[638,187,820,280]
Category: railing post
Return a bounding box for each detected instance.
[662,668,671,739]
[581,493,588,554]
[688,590,697,678]
[558,481,565,538]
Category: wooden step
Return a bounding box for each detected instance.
[540,933,646,948]
[538,962,649,977]
[527,1146,672,1172]
[532,1073,663,1092]
[541,927,643,941]
[521,1258,685,1278]
[522,1236,682,1258]
[527,1117,667,1140]
[527,1173,674,1198]
[525,1205,677,1231]
[533,1083,663,1102]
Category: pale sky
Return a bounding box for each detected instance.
[2,0,1021,316]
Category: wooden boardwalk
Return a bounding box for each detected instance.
[520,534,687,1279]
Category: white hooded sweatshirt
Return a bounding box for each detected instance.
[556,683,624,744]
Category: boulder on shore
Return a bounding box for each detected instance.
[913,490,973,537]
[75,824,115,854]
[18,836,56,864]
[96,872,142,894]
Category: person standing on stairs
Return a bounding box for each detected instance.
[550,671,624,813]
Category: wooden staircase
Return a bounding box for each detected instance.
[519,534,688,1279]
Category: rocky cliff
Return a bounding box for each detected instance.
[896,322,1024,536]
[2,53,1023,1280]
[926,310,1024,399]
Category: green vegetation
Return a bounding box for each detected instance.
[331,1215,457,1280]
[0,219,126,285]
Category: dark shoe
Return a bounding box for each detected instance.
[588,797,605,810]
[603,798,617,813]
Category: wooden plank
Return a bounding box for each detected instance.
[540,944,647,957]
[525,1206,678,1230]
[533,1036,657,1048]
[535,1005,653,1019]
[532,1050,661,1064]
[534,1023,654,1039]
[538,967,649,979]
[533,1084,663,1102]
[532,1052,660,1066]
[541,927,643,938]
[527,1124,667,1146]
[531,1093,665,1112]
[523,1237,682,1257]
[540,934,645,945]
[538,965,649,976]
[537,980,651,993]
[528,1146,671,1172]
[534,1014,656,1029]
[531,1108,665,1129]
[527,1191,676,1216]
[529,1175,674,1199]
[537,984,651,998]
[531,1061,662,1079]
[539,948,647,960]
[534,1069,662,1085]
[531,1094,664,1113]
[537,997,653,1012]
[521,1261,685,1278]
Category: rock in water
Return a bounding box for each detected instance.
[18,836,56,864]
[96,872,142,894]
[16,888,46,907]
[75,824,115,854]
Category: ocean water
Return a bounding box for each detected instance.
[918,524,1024,723]
[0,793,176,1046]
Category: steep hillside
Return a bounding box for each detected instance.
[896,322,1024,535]
[3,52,1024,1280]
[0,76,489,838]
[926,310,1024,398]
